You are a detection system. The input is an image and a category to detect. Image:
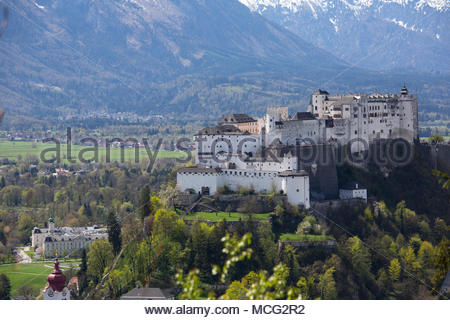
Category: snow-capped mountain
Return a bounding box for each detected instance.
[239,0,450,71]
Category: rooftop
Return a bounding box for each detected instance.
[290,112,316,121]
[278,170,308,177]
[120,288,174,300]
[220,113,256,124]
[196,125,243,136]
[341,181,366,190]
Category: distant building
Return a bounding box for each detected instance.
[43,258,70,300]
[120,288,175,300]
[220,113,259,134]
[31,217,108,258]
[339,182,367,202]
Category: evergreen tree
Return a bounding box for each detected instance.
[0,274,11,299]
[319,267,337,300]
[107,210,122,255]
[388,258,401,281]
[138,185,152,221]
[80,248,88,274]
[432,238,449,288]
[279,245,300,285]
[77,248,89,296]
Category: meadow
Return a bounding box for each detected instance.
[0,261,80,297]
[0,138,186,164]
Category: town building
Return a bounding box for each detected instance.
[31,217,108,258]
[339,182,368,202]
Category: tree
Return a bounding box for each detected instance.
[0,185,22,206]
[417,241,435,269]
[432,238,449,288]
[388,258,401,281]
[138,185,152,221]
[107,210,122,254]
[80,248,88,274]
[223,281,247,299]
[319,267,337,300]
[17,285,39,299]
[17,213,35,244]
[105,265,132,299]
[403,246,421,272]
[87,239,114,284]
[344,236,372,278]
[78,248,88,295]
[0,273,11,299]
[429,133,444,144]
[279,245,300,285]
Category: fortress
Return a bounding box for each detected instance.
[177,86,418,208]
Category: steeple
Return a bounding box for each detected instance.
[48,215,55,232]
[43,258,70,299]
[401,83,408,95]
[46,258,66,292]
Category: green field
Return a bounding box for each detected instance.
[185,211,271,222]
[279,233,334,242]
[419,136,450,142]
[0,261,80,297]
[0,138,186,163]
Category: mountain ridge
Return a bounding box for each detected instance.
[239,0,450,71]
[0,0,448,126]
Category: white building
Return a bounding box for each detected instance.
[339,182,367,202]
[309,85,418,149]
[31,217,108,258]
[177,166,310,208]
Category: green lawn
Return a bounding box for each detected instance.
[279,233,334,242]
[419,136,450,142]
[0,261,80,297]
[0,138,185,163]
[185,211,271,222]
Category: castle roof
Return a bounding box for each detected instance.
[220,114,256,124]
[196,125,243,136]
[313,89,329,95]
[178,167,222,174]
[278,170,308,177]
[341,181,366,190]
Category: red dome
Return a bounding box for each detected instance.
[46,259,66,292]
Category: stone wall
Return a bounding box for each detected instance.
[279,239,337,250]
[173,192,286,213]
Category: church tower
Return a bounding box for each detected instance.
[48,215,55,232]
[43,258,70,300]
